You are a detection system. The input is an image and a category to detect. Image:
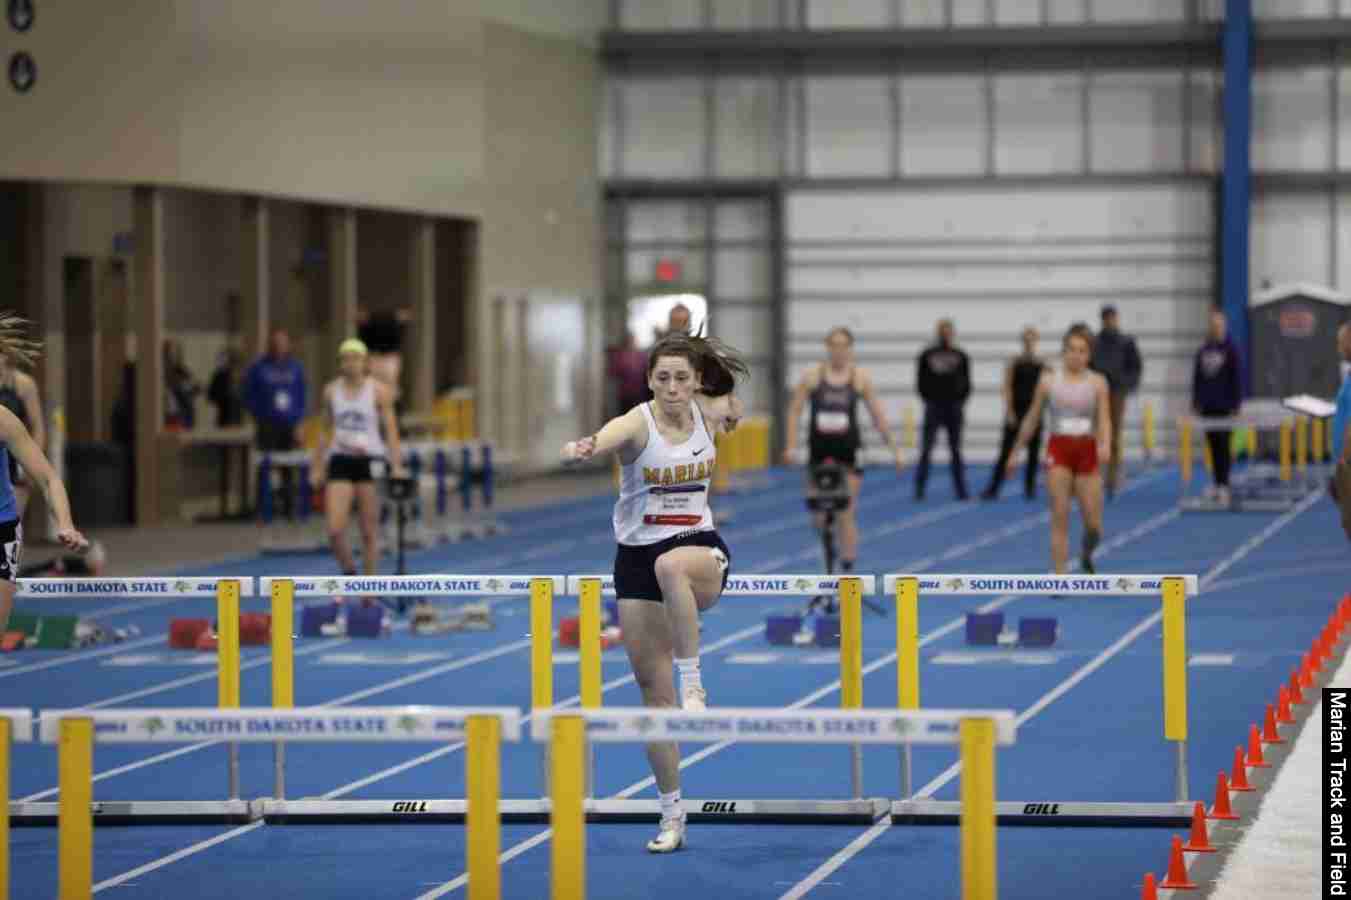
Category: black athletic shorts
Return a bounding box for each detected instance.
[809,441,862,474]
[326,454,376,484]
[0,518,22,584]
[614,530,731,603]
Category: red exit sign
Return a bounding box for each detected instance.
[654,258,682,283]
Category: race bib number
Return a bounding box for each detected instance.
[815,411,850,435]
[274,391,291,413]
[334,430,371,455]
[643,485,707,527]
[1058,416,1092,436]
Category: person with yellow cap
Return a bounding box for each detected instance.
[310,339,405,581]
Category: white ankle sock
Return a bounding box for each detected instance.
[674,656,702,693]
[659,789,682,821]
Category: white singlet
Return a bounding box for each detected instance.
[614,401,717,546]
[328,378,385,459]
[1046,370,1098,437]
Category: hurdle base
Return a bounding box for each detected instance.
[9,800,256,826]
[259,797,888,825]
[890,800,1194,827]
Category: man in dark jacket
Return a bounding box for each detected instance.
[1091,305,1143,497]
[1192,309,1243,506]
[915,319,971,500]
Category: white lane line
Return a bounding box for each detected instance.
[0,633,164,679]
[775,486,1321,899]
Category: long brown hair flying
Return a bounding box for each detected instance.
[0,313,42,369]
[646,332,749,398]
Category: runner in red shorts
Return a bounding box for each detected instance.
[1005,325,1111,574]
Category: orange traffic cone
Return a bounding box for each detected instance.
[1262,704,1285,744]
[1289,670,1305,705]
[1308,648,1324,675]
[1276,686,1295,724]
[1229,746,1254,792]
[1300,654,1317,686]
[1141,872,1158,900]
[1246,723,1270,768]
[1160,835,1197,889]
[1208,772,1239,821]
[1183,801,1215,852]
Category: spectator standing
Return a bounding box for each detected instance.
[244,328,307,517]
[207,346,245,428]
[1090,305,1142,497]
[1191,309,1243,506]
[914,319,971,501]
[982,326,1046,501]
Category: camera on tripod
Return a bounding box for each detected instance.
[805,461,851,513]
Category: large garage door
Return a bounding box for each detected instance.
[785,182,1213,463]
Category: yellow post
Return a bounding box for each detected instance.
[579,579,602,710]
[1296,416,1309,474]
[712,435,730,493]
[1279,420,1292,483]
[1162,578,1188,743]
[271,580,294,708]
[1313,417,1326,463]
[1178,419,1193,486]
[530,578,554,711]
[216,580,241,709]
[960,718,997,900]
[1247,426,1257,462]
[0,717,9,900]
[902,406,916,449]
[59,717,93,900]
[550,716,586,900]
[466,715,501,900]
[611,455,621,493]
[1201,434,1214,474]
[839,578,863,710]
[1142,402,1155,459]
[896,578,920,709]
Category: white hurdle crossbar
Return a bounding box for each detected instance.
[883,572,1198,827]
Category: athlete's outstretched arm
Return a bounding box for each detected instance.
[378,383,405,477]
[859,370,902,470]
[782,370,812,464]
[699,392,744,435]
[1094,374,1112,463]
[561,407,644,465]
[0,406,86,552]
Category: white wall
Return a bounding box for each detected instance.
[784,184,1213,462]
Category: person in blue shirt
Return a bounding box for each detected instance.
[245,328,307,517]
[1192,309,1243,506]
[0,314,89,633]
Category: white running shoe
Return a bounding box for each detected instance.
[681,685,707,712]
[646,813,687,853]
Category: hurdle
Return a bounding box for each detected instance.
[885,572,1198,827]
[257,575,561,823]
[256,441,501,555]
[1177,401,1327,512]
[40,705,520,900]
[562,574,889,823]
[10,578,255,826]
[534,706,1017,900]
[0,709,32,900]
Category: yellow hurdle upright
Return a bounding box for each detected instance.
[550,716,586,900]
[1178,419,1193,486]
[59,718,93,900]
[466,715,502,900]
[960,718,998,900]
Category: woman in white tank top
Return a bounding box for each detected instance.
[309,339,404,582]
[1006,325,1112,576]
[561,332,747,854]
